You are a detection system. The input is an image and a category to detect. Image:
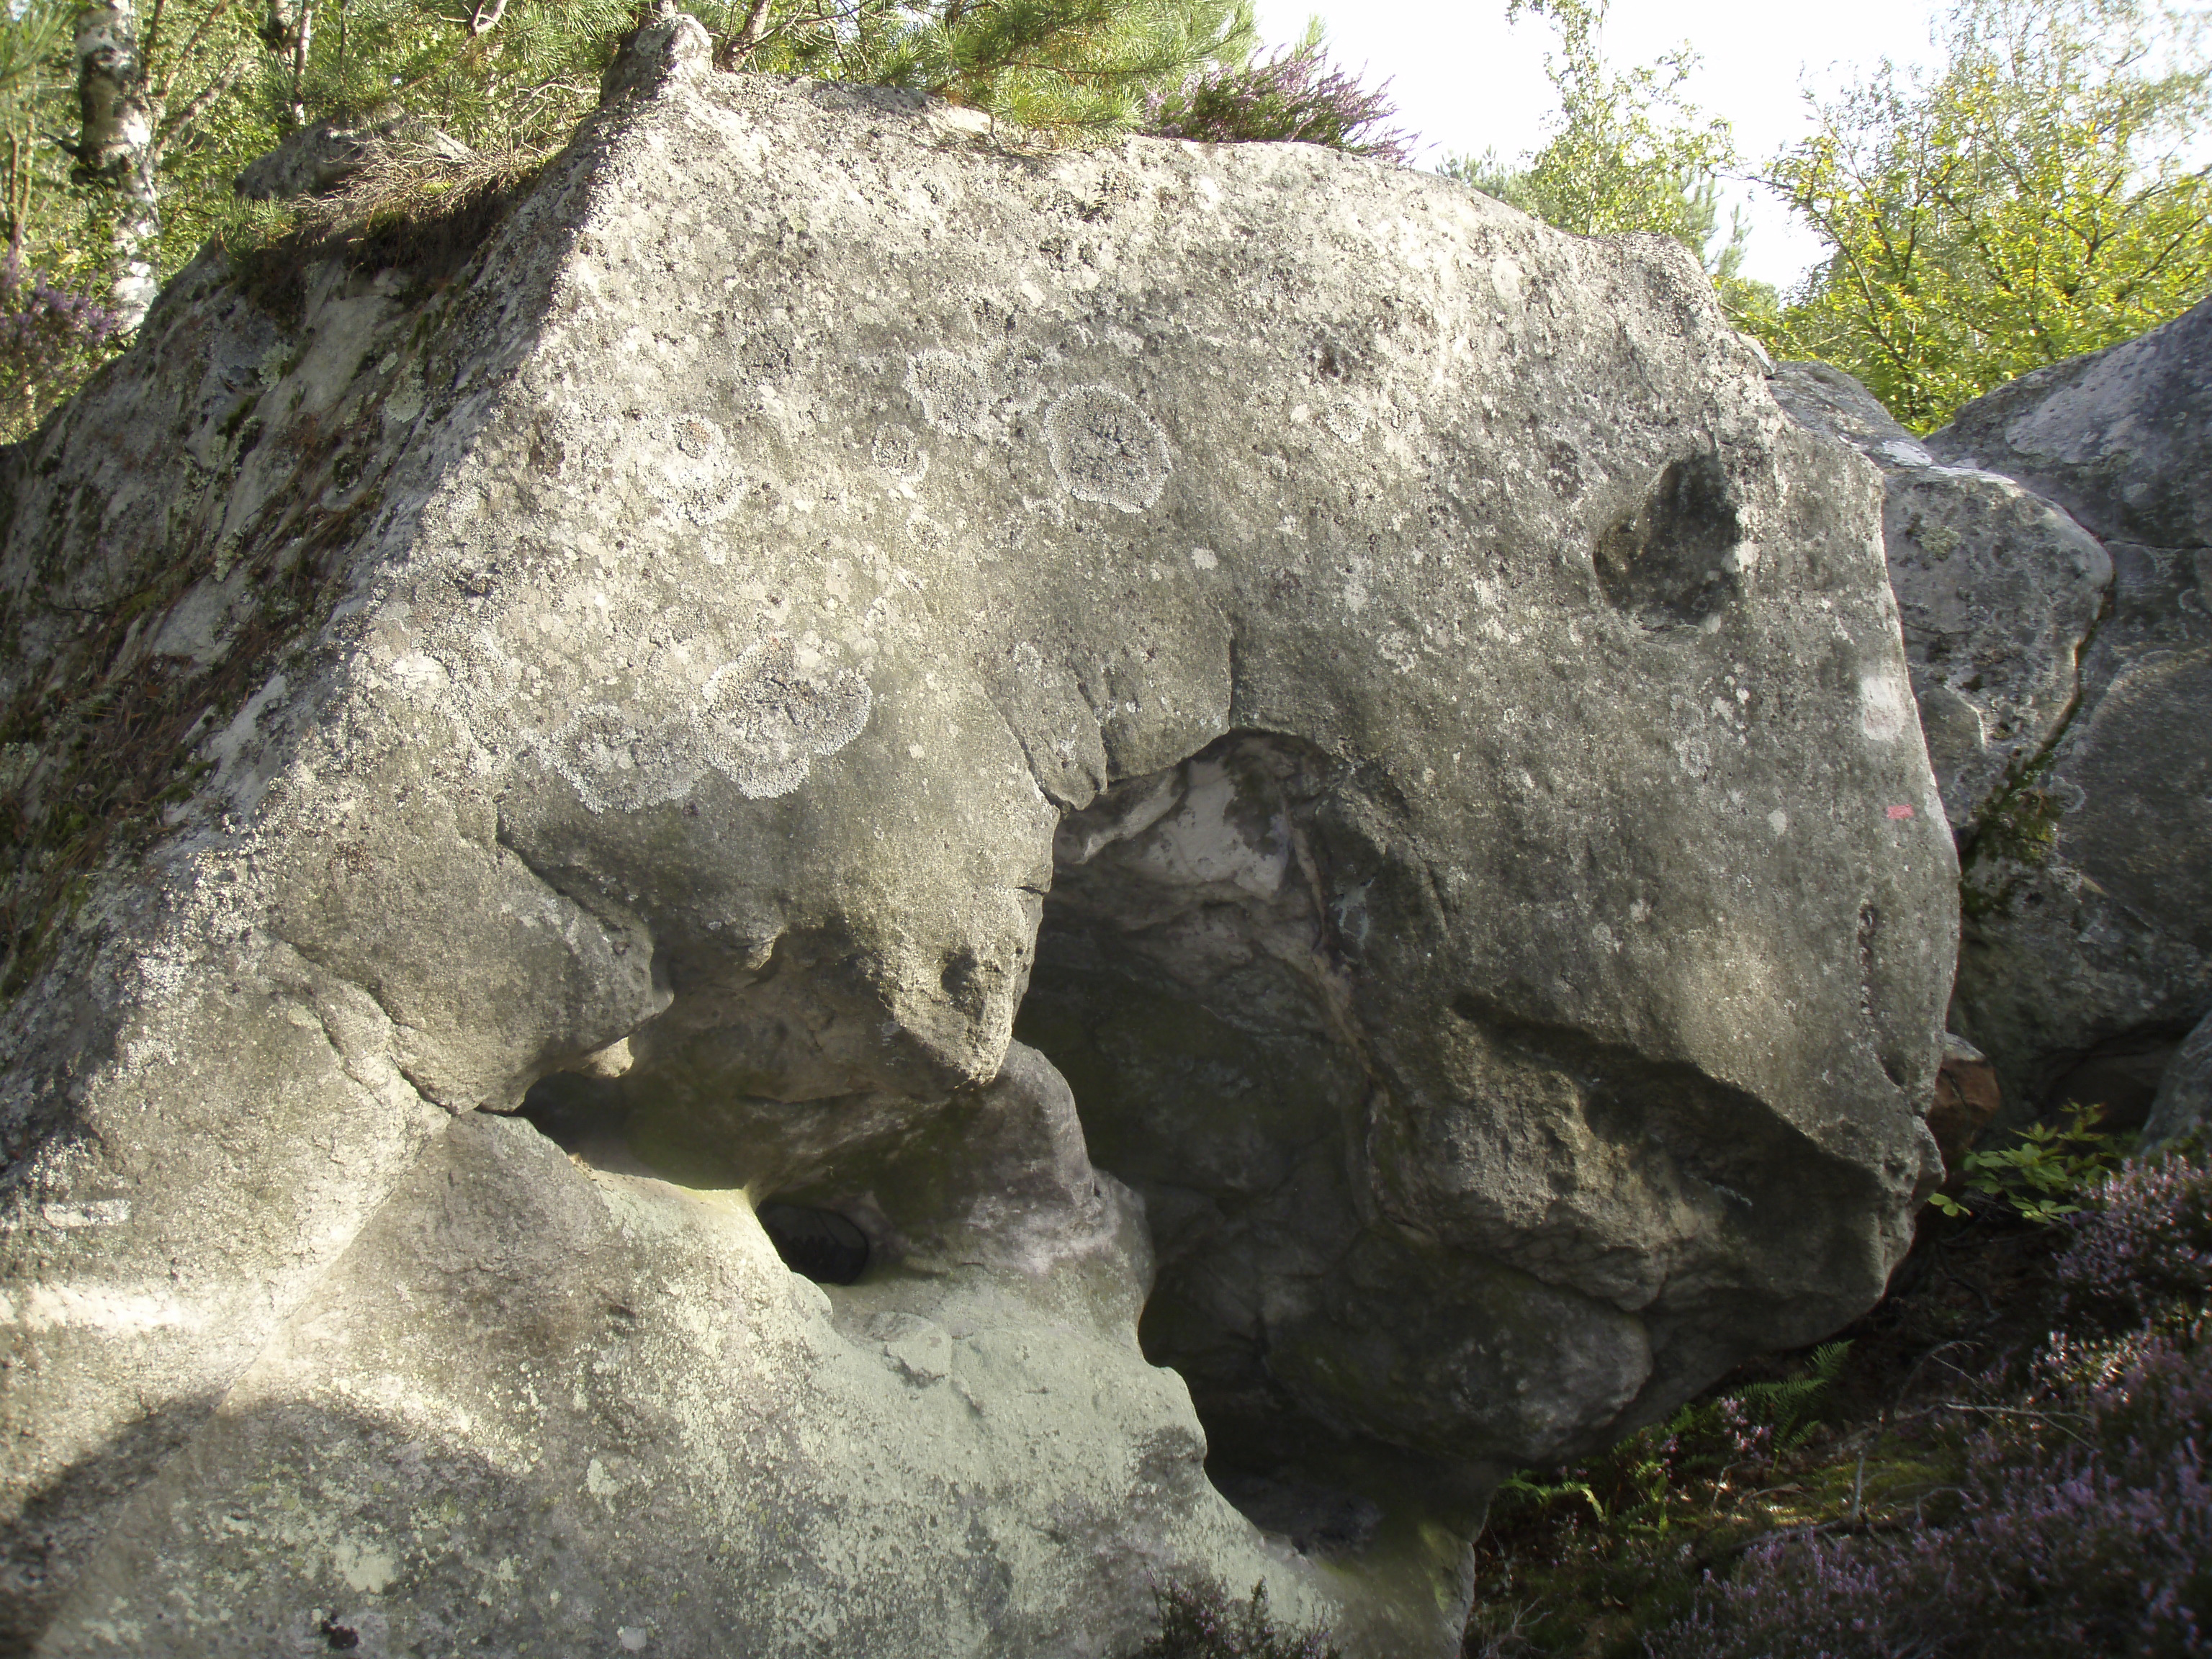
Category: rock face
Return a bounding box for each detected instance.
[1768,361,2110,834]
[0,20,1955,1655]
[2144,1009,2212,1148]
[1922,298,2212,1121]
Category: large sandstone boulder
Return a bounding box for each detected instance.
[1922,298,2212,1121]
[0,19,1955,1654]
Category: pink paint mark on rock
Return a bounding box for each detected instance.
[1887,805,1916,820]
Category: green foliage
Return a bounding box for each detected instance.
[0,0,277,407]
[295,0,1256,152]
[1485,1343,1851,1563]
[1141,19,1409,158]
[1730,1341,1853,1452]
[1438,0,1776,327]
[285,0,644,151]
[1929,1101,2134,1223]
[0,1,127,433]
[0,0,1258,423]
[1445,0,1730,241]
[1756,0,2212,431]
[1467,1342,1879,1657]
[1125,1578,1340,1659]
[770,0,1256,135]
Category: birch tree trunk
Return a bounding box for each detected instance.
[72,0,161,331]
[263,0,313,125]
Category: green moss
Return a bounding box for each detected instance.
[217,392,264,443]
[1959,752,2067,919]
[1,467,387,1006]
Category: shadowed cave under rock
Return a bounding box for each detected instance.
[510,729,1878,1554]
[512,732,1408,1550]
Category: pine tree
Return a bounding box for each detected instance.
[37,0,1255,342]
[742,0,1255,135]
[13,0,1259,426]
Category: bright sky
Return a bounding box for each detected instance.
[1249,0,1954,289]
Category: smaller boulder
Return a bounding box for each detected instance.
[2145,1011,2212,1148]
[1927,294,2212,553]
[233,117,472,202]
[1928,1033,2003,1186]
[1920,302,2212,1120]
[1769,361,2110,832]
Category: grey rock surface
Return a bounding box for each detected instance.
[2144,1008,2212,1148]
[1928,295,2212,554]
[42,1063,1361,1659]
[1,19,1955,1654]
[1922,300,2212,1121]
[1770,361,2110,832]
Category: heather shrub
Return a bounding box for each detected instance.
[1644,1149,2212,1659]
[2054,1148,2212,1336]
[1488,1341,1849,1535]
[0,250,123,440]
[1127,1578,1341,1659]
[1141,39,1411,162]
[1462,1344,1856,1654]
[1645,1334,2212,1658]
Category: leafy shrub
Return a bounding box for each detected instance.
[1141,38,1411,161]
[1756,0,2212,433]
[1128,1578,1341,1659]
[1928,1102,2131,1224]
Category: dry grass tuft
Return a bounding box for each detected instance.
[225,135,555,321]
[285,137,552,260]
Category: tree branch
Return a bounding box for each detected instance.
[155,49,250,153]
[727,0,771,62]
[156,0,238,105]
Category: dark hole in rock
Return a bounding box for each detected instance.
[756,1202,871,1285]
[1208,1470,1385,1560]
[1593,451,1745,629]
[2041,1025,2188,1132]
[513,1071,878,1286]
[512,1070,629,1151]
[1010,729,1869,1544]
